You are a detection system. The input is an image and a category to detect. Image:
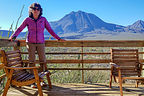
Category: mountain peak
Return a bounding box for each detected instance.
[77,10,85,13]
[70,10,85,13]
[134,20,144,25]
[128,20,144,30]
[69,10,87,16]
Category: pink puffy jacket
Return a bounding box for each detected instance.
[10,16,61,43]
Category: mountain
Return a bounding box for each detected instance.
[49,11,144,39]
[0,30,26,39]
[1,11,144,40]
[50,11,125,34]
[124,20,144,33]
[0,30,54,39]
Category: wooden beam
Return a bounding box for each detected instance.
[47,68,110,70]
[23,59,144,64]
[18,40,144,47]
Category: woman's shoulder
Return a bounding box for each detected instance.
[39,16,48,22]
[23,17,32,21]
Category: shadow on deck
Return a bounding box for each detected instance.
[3,83,144,96]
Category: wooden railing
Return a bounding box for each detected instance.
[0,39,144,83]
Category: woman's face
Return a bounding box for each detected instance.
[32,7,40,17]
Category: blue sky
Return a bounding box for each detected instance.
[0,0,143,30]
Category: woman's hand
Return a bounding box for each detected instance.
[9,36,16,41]
[58,39,66,41]
[9,37,13,41]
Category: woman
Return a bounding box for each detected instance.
[9,3,64,73]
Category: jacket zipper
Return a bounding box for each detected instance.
[34,17,40,43]
[35,21,37,43]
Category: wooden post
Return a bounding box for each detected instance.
[2,69,14,96]
[118,68,123,96]
[81,41,84,83]
[13,40,20,50]
[33,69,43,96]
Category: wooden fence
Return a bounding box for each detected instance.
[0,39,144,83]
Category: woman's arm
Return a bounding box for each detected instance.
[9,18,27,40]
[44,18,62,40]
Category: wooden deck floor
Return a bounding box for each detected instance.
[2,83,144,96]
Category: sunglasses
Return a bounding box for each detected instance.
[32,7,40,11]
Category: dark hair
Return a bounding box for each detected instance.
[29,3,43,18]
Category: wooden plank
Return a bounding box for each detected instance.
[114,62,138,66]
[7,53,21,58]
[12,71,27,79]
[7,57,21,63]
[113,53,137,55]
[113,58,138,61]
[112,49,138,51]
[6,50,20,55]
[113,60,138,62]
[18,40,144,47]
[139,52,144,54]
[21,52,110,55]
[47,68,110,70]
[7,61,22,67]
[21,52,111,56]
[47,60,82,63]
[83,59,111,63]
[113,56,137,58]
[20,74,33,81]
[82,40,144,47]
[46,52,110,55]
[15,72,29,81]
[45,40,83,47]
[123,77,144,80]
[23,59,144,64]
[11,79,36,86]
[23,59,111,63]
[20,52,144,55]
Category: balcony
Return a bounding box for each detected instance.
[0,39,144,96]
